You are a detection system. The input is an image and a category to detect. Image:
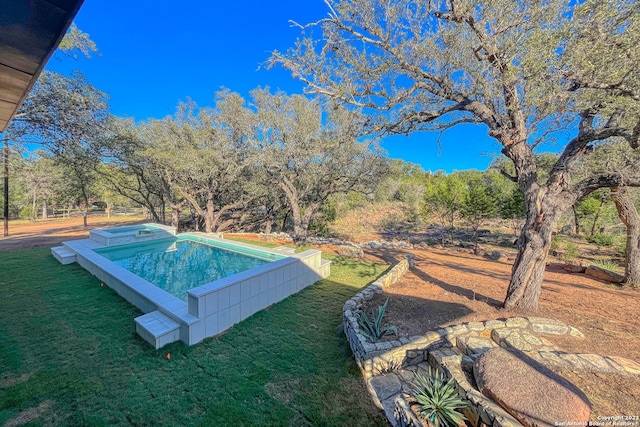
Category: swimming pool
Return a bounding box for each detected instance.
[52,226,331,348]
[94,236,284,300]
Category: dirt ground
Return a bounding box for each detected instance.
[358,247,640,418]
[3,218,639,417]
[0,215,146,252]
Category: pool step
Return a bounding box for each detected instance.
[319,259,332,279]
[51,246,76,265]
[135,311,180,349]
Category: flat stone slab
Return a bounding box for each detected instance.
[527,317,570,335]
[457,336,497,356]
[492,329,555,352]
[474,348,591,427]
[368,373,403,406]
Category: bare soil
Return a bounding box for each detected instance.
[0,215,147,252]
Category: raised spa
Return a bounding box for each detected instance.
[52,224,330,348]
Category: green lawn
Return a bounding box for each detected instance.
[0,247,387,426]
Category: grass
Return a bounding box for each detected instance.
[592,259,622,273]
[0,248,387,426]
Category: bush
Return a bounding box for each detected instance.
[357,298,398,343]
[589,233,616,247]
[411,367,467,427]
[18,205,35,221]
[564,241,579,261]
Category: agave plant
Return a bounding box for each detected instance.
[412,367,467,427]
[357,298,398,343]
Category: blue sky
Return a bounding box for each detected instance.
[48,0,507,173]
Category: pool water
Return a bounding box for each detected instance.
[95,236,283,300]
[105,225,156,234]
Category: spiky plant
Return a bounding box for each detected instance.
[411,367,467,427]
[357,297,398,343]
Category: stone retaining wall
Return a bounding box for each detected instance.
[343,254,415,376]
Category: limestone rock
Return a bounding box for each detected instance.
[559,225,574,235]
[474,348,591,427]
[337,244,364,259]
[585,266,624,283]
[457,336,497,356]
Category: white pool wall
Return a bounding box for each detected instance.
[89,223,176,247]
[185,241,329,344]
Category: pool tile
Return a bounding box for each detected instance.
[250,277,260,297]
[229,304,240,325]
[189,320,205,344]
[240,300,251,320]
[250,296,261,315]
[217,286,230,311]
[267,271,276,289]
[283,265,292,281]
[240,280,251,300]
[229,283,241,306]
[205,291,219,315]
[188,294,202,317]
[217,308,230,332]
[205,314,218,336]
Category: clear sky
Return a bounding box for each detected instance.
[47,0,509,173]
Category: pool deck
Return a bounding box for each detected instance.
[52,225,330,349]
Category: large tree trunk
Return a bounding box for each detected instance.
[610,186,640,288]
[504,200,563,311]
[278,180,309,245]
[170,205,180,228]
[204,193,215,233]
[572,205,580,235]
[590,198,605,236]
[80,187,89,227]
[502,139,575,311]
[290,202,306,245]
[31,193,37,221]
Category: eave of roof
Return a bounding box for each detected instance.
[0,0,85,132]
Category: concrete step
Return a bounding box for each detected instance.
[51,246,76,265]
[135,311,180,349]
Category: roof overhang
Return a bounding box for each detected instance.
[0,0,85,132]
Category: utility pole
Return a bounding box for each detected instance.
[3,136,8,237]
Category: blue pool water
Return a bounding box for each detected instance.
[94,236,283,300]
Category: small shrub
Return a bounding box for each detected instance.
[412,367,467,427]
[357,298,398,343]
[589,233,616,247]
[18,205,35,221]
[564,241,579,261]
